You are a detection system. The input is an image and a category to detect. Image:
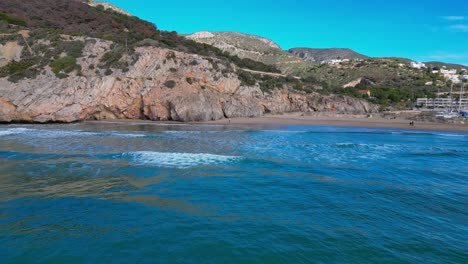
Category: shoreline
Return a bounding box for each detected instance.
[202,113,468,132]
[82,113,468,133]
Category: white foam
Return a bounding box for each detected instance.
[334,142,362,147]
[128,151,241,168]
[109,132,146,138]
[0,131,14,136]
[259,130,305,133]
[0,128,35,136]
[0,127,149,138]
[32,130,101,138]
[435,133,466,138]
[163,130,245,134]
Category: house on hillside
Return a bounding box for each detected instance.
[409,62,426,69]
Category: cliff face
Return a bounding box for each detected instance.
[0,38,377,123]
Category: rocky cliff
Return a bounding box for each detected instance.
[0,37,377,123]
[0,0,378,123]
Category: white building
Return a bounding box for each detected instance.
[432,69,463,84]
[416,98,468,109]
[410,61,426,69]
[322,59,351,65]
[440,69,457,75]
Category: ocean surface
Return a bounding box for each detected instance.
[0,122,467,263]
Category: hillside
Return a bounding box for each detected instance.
[289,48,369,62]
[0,0,377,123]
[424,61,467,70]
[188,32,467,108]
[186,31,302,67]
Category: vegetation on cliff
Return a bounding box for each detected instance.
[0,0,280,84]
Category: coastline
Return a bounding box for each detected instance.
[202,113,468,132]
[85,113,468,132]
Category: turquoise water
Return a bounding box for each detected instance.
[0,123,467,263]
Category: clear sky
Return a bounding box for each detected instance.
[103,0,468,65]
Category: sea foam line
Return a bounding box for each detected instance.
[0,127,146,138]
[0,128,35,136]
[127,151,242,168]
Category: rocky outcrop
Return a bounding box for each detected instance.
[88,1,132,17]
[343,78,375,88]
[0,40,378,123]
[0,41,23,67]
[289,48,368,62]
[185,31,300,66]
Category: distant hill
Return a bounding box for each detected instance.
[289,48,369,62]
[185,31,301,66]
[186,31,281,50]
[424,61,467,70]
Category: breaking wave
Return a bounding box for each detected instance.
[126,151,242,168]
[0,128,145,138]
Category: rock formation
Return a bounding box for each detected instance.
[0,39,378,123]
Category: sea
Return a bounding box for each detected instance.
[0,122,467,263]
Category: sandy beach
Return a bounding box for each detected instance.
[89,113,468,132]
[201,113,468,132]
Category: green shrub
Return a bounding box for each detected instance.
[50,56,78,75]
[104,69,113,76]
[186,77,195,84]
[166,51,176,61]
[58,40,85,58]
[164,80,176,88]
[99,46,126,69]
[237,71,257,86]
[0,59,36,82]
[0,12,27,27]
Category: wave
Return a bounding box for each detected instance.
[163,130,248,134]
[434,133,467,138]
[407,151,466,158]
[0,130,16,137]
[0,127,146,138]
[0,128,35,136]
[331,143,399,151]
[108,132,146,138]
[126,151,242,168]
[391,131,467,137]
[34,130,101,138]
[333,143,365,148]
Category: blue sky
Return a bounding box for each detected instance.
[103,0,468,65]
